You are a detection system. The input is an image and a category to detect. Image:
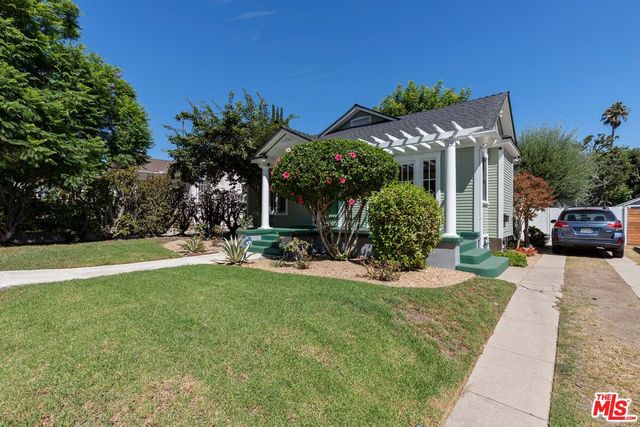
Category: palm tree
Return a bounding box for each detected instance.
[601,101,629,139]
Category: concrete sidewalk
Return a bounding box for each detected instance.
[0,252,261,290]
[607,256,640,299]
[445,254,565,427]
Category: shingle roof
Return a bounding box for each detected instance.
[281,126,315,141]
[139,158,172,174]
[283,92,508,143]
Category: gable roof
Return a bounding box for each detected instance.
[255,92,513,158]
[322,92,508,142]
[319,104,398,136]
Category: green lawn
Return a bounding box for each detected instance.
[0,238,180,271]
[0,265,514,426]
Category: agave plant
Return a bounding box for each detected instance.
[180,235,206,254]
[219,236,250,265]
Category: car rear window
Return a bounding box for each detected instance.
[559,210,617,222]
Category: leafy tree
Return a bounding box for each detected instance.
[514,172,555,247]
[0,0,151,242]
[195,187,247,237]
[98,169,187,238]
[167,91,292,193]
[271,139,398,259]
[583,102,637,205]
[518,126,592,205]
[375,80,471,116]
[601,101,629,139]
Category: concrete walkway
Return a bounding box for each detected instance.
[607,256,640,299]
[446,254,565,427]
[0,253,261,290]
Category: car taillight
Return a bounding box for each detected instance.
[607,220,623,230]
[554,220,570,228]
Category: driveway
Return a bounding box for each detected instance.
[548,248,640,425]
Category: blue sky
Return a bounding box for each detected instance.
[76,0,640,160]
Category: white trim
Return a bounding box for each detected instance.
[394,151,442,203]
[321,105,396,136]
[617,196,640,207]
[497,147,505,239]
[473,145,482,235]
[443,140,457,237]
[481,148,489,204]
[259,164,271,229]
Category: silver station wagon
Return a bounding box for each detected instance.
[551,207,625,258]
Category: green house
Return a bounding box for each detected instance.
[241,93,520,277]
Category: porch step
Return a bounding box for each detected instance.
[460,239,478,252]
[249,240,280,249]
[456,256,509,278]
[460,248,492,264]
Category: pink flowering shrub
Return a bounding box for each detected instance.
[271,139,397,259]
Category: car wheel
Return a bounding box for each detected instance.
[552,245,563,254]
[612,248,625,258]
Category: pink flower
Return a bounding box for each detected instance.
[282,171,290,179]
[275,156,281,163]
[285,147,291,153]
[339,177,346,184]
[290,192,295,196]
[347,198,356,206]
[349,151,357,159]
[297,196,304,205]
[326,178,332,185]
[335,154,342,161]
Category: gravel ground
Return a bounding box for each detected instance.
[245,258,474,288]
[162,238,222,254]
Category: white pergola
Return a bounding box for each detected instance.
[255,121,498,239]
[353,121,485,238]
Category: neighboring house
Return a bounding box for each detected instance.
[137,158,239,201]
[242,92,520,277]
[616,197,640,245]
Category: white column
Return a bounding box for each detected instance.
[260,164,271,229]
[444,140,458,237]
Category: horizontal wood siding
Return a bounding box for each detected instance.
[456,147,475,232]
[487,148,499,238]
[503,151,514,236]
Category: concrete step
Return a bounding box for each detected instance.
[250,240,280,249]
[456,256,509,278]
[460,248,492,264]
[460,239,478,252]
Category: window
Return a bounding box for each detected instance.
[270,191,287,215]
[349,115,372,127]
[399,163,414,182]
[422,159,437,195]
[482,154,488,202]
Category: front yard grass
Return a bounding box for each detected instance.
[0,265,514,425]
[0,238,180,271]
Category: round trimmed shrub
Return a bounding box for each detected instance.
[368,182,443,270]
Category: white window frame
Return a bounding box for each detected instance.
[394,152,442,203]
[269,190,287,215]
[482,150,489,205]
[398,162,415,183]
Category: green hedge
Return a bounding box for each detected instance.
[368,182,443,270]
[494,250,527,267]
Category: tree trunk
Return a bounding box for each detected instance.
[0,181,33,244]
[524,218,530,247]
